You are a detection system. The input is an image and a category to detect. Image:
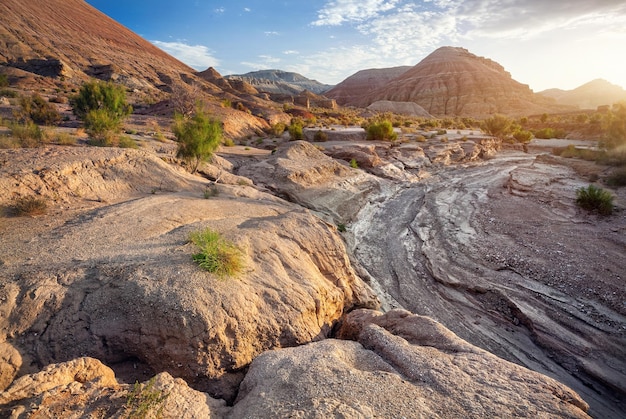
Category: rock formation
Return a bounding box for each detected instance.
[329,47,569,117]
[225,69,333,95]
[367,100,433,117]
[0,0,198,91]
[325,66,411,106]
[539,78,626,109]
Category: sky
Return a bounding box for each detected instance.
[85,0,626,92]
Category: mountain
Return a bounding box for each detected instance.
[225,70,333,95]
[538,79,626,109]
[327,47,566,117]
[324,66,411,106]
[0,0,200,92]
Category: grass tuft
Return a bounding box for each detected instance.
[11,196,48,216]
[189,228,244,278]
[576,185,614,215]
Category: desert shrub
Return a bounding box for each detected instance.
[8,121,44,147]
[288,119,304,140]
[366,120,397,142]
[0,74,8,88]
[512,129,533,143]
[576,185,614,215]
[0,88,18,98]
[189,228,244,278]
[436,129,447,135]
[125,376,169,419]
[54,132,77,145]
[173,109,222,173]
[606,167,626,187]
[314,130,328,142]
[337,223,346,232]
[415,135,427,142]
[0,137,20,149]
[15,94,61,125]
[203,185,219,199]
[481,114,513,139]
[270,122,286,137]
[11,196,48,216]
[602,101,626,150]
[118,135,138,149]
[533,127,566,139]
[71,80,132,139]
[350,158,358,168]
[221,98,232,108]
[223,137,235,147]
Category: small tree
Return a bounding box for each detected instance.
[288,119,304,140]
[71,80,132,139]
[173,109,222,173]
[602,101,626,150]
[481,114,513,139]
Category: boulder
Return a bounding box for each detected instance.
[230,309,590,418]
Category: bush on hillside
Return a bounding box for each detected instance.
[71,80,132,139]
[481,114,513,139]
[15,94,61,125]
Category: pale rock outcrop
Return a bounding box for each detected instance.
[230,309,590,418]
[367,100,433,117]
[238,141,384,221]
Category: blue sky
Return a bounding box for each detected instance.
[85,0,626,91]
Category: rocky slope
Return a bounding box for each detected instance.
[0,137,610,418]
[328,47,568,117]
[539,79,626,109]
[325,66,411,106]
[225,70,333,95]
[0,0,197,92]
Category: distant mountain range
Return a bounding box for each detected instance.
[225,70,333,95]
[538,79,626,109]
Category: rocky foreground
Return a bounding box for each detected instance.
[0,136,624,418]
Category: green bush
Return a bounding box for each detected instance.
[16,94,61,125]
[0,74,8,88]
[576,185,614,215]
[173,109,222,173]
[125,376,169,419]
[314,130,328,142]
[481,114,513,139]
[512,129,533,143]
[350,158,358,168]
[270,122,286,137]
[0,88,18,98]
[288,120,304,140]
[71,80,132,139]
[8,121,44,147]
[366,120,397,141]
[602,101,626,150]
[189,228,244,278]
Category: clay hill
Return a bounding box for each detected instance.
[324,66,411,107]
[539,78,626,109]
[226,69,333,95]
[0,0,199,92]
[327,47,568,117]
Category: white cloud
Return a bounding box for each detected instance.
[151,41,220,70]
[215,7,225,13]
[264,31,280,36]
[312,0,400,26]
[241,55,282,70]
[244,7,251,12]
[283,50,300,55]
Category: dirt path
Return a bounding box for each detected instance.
[349,151,626,418]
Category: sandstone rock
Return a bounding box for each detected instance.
[237,141,384,221]
[0,357,117,405]
[231,309,589,418]
[0,146,378,401]
[226,70,333,95]
[0,360,228,418]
